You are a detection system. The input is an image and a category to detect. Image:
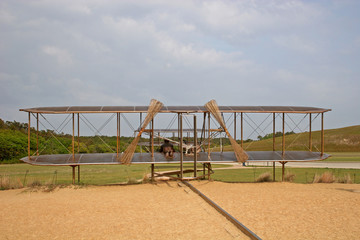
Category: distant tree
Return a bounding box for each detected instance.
[0,118,5,129]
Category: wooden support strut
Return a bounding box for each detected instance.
[282,113,285,157]
[72,166,75,184]
[309,113,312,152]
[78,165,80,183]
[151,118,155,182]
[273,113,276,182]
[117,113,119,158]
[281,161,287,182]
[208,112,210,159]
[180,114,183,179]
[234,113,236,142]
[36,113,39,156]
[77,113,80,153]
[321,113,324,157]
[193,115,197,178]
[72,113,75,162]
[28,112,31,160]
[241,112,243,148]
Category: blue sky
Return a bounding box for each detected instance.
[1,0,359,135]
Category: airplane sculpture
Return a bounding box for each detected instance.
[19,99,331,182]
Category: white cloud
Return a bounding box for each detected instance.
[63,78,134,106]
[42,46,73,65]
[0,8,16,24]
[0,0,359,131]
[273,35,317,53]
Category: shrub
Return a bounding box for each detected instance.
[337,174,353,184]
[313,172,335,183]
[0,175,24,190]
[256,172,272,182]
[284,172,296,182]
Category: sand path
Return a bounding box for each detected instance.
[193,182,360,240]
[0,182,247,240]
[1,182,359,240]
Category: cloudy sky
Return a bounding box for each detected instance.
[1,0,359,133]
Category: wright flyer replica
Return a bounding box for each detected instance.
[20,99,331,183]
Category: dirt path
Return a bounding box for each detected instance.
[0,183,248,240]
[193,181,360,240]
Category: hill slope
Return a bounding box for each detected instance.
[228,125,360,152]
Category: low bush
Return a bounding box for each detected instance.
[313,172,335,183]
[337,174,353,184]
[284,172,296,182]
[256,172,272,182]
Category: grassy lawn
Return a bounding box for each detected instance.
[323,152,360,162]
[0,163,231,187]
[212,167,360,184]
[1,153,359,188]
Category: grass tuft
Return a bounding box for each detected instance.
[337,174,353,184]
[284,172,296,182]
[1,175,24,190]
[313,172,335,183]
[256,172,272,182]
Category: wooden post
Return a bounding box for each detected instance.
[72,166,75,184]
[234,113,236,142]
[273,113,275,181]
[207,163,211,180]
[178,113,180,141]
[116,113,119,158]
[241,112,243,148]
[77,113,80,153]
[208,112,210,158]
[36,113,39,156]
[273,113,275,151]
[72,113,75,162]
[321,113,324,157]
[194,115,197,178]
[220,131,223,153]
[150,116,155,182]
[203,163,206,179]
[28,112,31,160]
[151,164,154,183]
[309,113,312,152]
[151,119,154,158]
[282,113,285,157]
[78,165,80,183]
[180,114,183,179]
[281,162,285,182]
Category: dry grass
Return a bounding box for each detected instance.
[284,172,296,182]
[313,172,336,183]
[256,172,272,182]
[0,175,23,190]
[337,174,353,184]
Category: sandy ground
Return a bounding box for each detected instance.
[1,182,359,240]
[192,182,360,240]
[0,182,247,240]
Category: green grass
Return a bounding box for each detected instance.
[0,163,231,187]
[1,162,359,189]
[323,152,360,162]
[214,125,360,152]
[212,167,360,184]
